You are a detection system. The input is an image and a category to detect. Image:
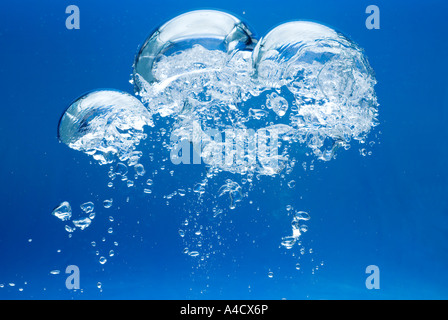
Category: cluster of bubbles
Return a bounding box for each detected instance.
[58,10,378,176]
[133,11,378,172]
[51,199,117,268]
[55,10,379,279]
[52,200,113,234]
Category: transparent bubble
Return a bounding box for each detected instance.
[114,163,128,176]
[133,9,257,87]
[52,201,72,221]
[252,21,378,159]
[134,163,146,176]
[280,236,296,249]
[253,21,347,84]
[133,10,257,118]
[188,251,199,257]
[218,179,243,209]
[72,217,92,230]
[80,201,94,214]
[103,199,113,208]
[58,90,152,165]
[294,211,310,221]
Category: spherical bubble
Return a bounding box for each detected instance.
[252,21,378,160]
[252,20,377,94]
[253,21,346,85]
[133,10,257,87]
[133,10,258,118]
[58,90,152,165]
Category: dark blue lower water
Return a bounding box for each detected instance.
[0,0,447,300]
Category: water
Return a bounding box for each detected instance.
[1,1,448,300]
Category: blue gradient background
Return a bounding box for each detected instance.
[0,0,447,299]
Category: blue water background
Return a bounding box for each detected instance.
[0,0,447,299]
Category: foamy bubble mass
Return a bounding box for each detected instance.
[58,10,378,176]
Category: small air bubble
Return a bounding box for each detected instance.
[103,199,113,208]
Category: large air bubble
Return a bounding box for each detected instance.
[58,90,153,165]
[252,21,379,160]
[133,10,257,118]
[134,10,256,85]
